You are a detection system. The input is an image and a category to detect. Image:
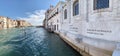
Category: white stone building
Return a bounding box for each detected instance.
[44,5,54,29]
[45,1,65,32]
[44,0,120,56]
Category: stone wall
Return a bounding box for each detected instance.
[45,0,120,56]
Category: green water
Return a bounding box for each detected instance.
[0,27,81,56]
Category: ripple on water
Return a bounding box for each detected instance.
[0,45,13,56]
[0,27,81,56]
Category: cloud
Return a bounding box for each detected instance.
[18,10,46,26]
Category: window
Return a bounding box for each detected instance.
[64,9,67,19]
[57,20,59,23]
[57,24,58,30]
[94,0,109,10]
[57,8,59,12]
[73,0,79,16]
[54,25,56,31]
[56,8,59,14]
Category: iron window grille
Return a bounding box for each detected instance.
[94,0,109,10]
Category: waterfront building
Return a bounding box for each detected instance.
[13,20,18,27]
[44,1,65,32]
[44,0,120,56]
[17,20,31,27]
[44,5,54,31]
[0,16,4,29]
[0,22,3,29]
[0,16,31,29]
[22,21,31,27]
[7,18,15,28]
[0,16,8,29]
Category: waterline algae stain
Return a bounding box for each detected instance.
[0,27,81,56]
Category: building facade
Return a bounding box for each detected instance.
[0,16,8,29]
[44,2,65,32]
[17,20,31,27]
[0,16,31,29]
[44,0,120,56]
[0,16,5,29]
[44,5,54,31]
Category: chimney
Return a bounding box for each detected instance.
[50,5,54,10]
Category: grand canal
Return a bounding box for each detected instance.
[0,27,81,56]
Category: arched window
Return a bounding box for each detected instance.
[73,0,79,16]
[64,9,67,19]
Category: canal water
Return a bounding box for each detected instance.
[0,27,81,56]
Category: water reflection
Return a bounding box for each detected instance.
[0,27,81,56]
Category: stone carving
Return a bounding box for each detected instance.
[87,29,112,35]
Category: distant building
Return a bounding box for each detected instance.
[17,20,31,27]
[13,20,18,27]
[7,18,15,28]
[0,16,8,29]
[0,16,4,29]
[0,16,32,29]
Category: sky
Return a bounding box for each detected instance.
[0,0,64,26]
